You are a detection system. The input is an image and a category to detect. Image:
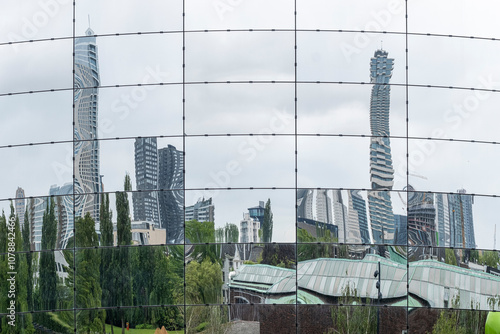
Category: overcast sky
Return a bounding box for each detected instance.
[1,0,500,249]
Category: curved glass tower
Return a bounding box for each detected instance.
[74,27,101,228]
[158,144,184,244]
[367,49,395,244]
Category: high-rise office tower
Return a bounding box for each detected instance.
[347,190,370,244]
[457,189,475,249]
[367,49,395,244]
[394,214,408,245]
[185,197,215,223]
[133,137,161,227]
[407,188,436,246]
[158,144,184,243]
[448,189,475,249]
[74,27,101,229]
[332,190,347,243]
[297,189,314,221]
[15,187,25,228]
[435,193,450,247]
[316,190,333,225]
[30,197,47,251]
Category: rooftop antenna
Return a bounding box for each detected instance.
[381,40,383,50]
[495,224,497,249]
[88,15,91,28]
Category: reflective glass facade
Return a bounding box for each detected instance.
[1,1,500,333]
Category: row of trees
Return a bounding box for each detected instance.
[0,174,231,334]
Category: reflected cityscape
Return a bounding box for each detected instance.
[2,3,500,334]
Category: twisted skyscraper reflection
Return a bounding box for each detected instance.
[74,27,101,229]
[368,49,395,244]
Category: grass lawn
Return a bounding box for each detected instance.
[104,324,184,334]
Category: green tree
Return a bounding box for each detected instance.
[0,205,35,334]
[224,223,239,243]
[115,174,133,334]
[149,247,184,330]
[469,249,479,263]
[482,250,499,268]
[327,282,376,334]
[262,199,273,243]
[73,213,103,333]
[261,243,296,269]
[39,198,58,311]
[431,311,466,334]
[99,193,115,334]
[297,228,338,262]
[185,259,223,304]
[445,248,458,267]
[22,207,34,312]
[131,245,155,325]
[215,223,239,244]
[186,220,219,264]
[11,203,34,333]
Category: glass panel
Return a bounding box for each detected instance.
[188,244,297,308]
[185,253,227,305]
[0,90,72,146]
[1,0,72,44]
[297,190,407,245]
[408,0,498,37]
[408,140,500,196]
[408,35,500,89]
[298,136,407,190]
[186,188,295,243]
[0,142,73,201]
[298,305,407,333]
[297,244,407,305]
[297,32,405,85]
[98,85,183,139]
[75,245,184,308]
[97,137,183,194]
[232,243,297,301]
[76,0,183,35]
[185,83,294,135]
[88,34,182,87]
[407,191,497,251]
[28,249,73,312]
[185,136,295,189]
[409,246,500,311]
[185,31,295,82]
[409,87,500,143]
[186,0,294,30]
[408,307,490,334]
[297,0,405,32]
[0,39,72,94]
[298,83,406,137]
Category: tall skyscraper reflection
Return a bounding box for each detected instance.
[74,27,101,228]
[158,144,184,243]
[367,49,395,244]
[348,190,370,244]
[133,137,161,227]
[15,187,25,227]
[407,187,436,246]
